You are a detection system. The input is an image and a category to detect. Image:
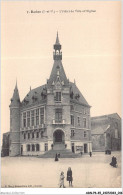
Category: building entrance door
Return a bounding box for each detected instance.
[71,143,75,153]
[84,144,88,153]
[21,145,23,155]
[53,130,64,144]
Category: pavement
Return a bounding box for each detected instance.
[1,151,121,188]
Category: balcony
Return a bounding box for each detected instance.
[20,124,46,131]
[38,124,46,129]
[52,119,65,125]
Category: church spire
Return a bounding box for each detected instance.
[10,81,20,107]
[15,78,17,89]
[55,31,60,45]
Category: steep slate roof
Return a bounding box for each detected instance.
[91,125,110,135]
[70,82,90,107]
[107,113,121,120]
[21,33,90,108]
[91,113,121,121]
[10,83,20,107]
[48,60,68,86]
[91,113,121,135]
[21,84,46,107]
[21,81,90,107]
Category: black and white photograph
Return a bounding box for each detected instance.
[1,0,122,193]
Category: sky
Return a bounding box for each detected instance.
[1,1,121,137]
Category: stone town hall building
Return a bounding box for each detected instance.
[7,33,92,156]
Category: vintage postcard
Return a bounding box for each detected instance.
[1,0,122,194]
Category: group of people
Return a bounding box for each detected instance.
[59,167,73,188]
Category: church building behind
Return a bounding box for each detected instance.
[7,33,92,156]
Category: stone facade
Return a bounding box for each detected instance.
[91,113,121,152]
[5,33,92,157]
[1,132,10,157]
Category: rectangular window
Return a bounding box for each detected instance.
[78,117,80,126]
[45,143,48,151]
[32,132,34,139]
[83,118,86,128]
[28,133,30,139]
[27,111,30,127]
[36,109,39,125]
[71,130,75,137]
[41,131,43,138]
[55,108,62,123]
[84,131,87,138]
[23,112,26,127]
[40,115,44,124]
[86,108,90,115]
[40,107,44,124]
[70,105,74,111]
[27,118,30,127]
[71,115,74,126]
[32,144,35,151]
[36,132,39,138]
[36,144,40,151]
[27,144,30,151]
[24,133,26,139]
[31,110,35,126]
[115,129,118,139]
[55,92,61,102]
[84,108,86,115]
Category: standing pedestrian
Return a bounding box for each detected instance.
[59,171,65,188]
[58,153,60,158]
[67,167,73,187]
[110,156,117,168]
[55,153,58,161]
[51,144,53,150]
[89,151,92,157]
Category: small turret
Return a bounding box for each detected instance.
[9,81,21,157]
[10,81,20,107]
